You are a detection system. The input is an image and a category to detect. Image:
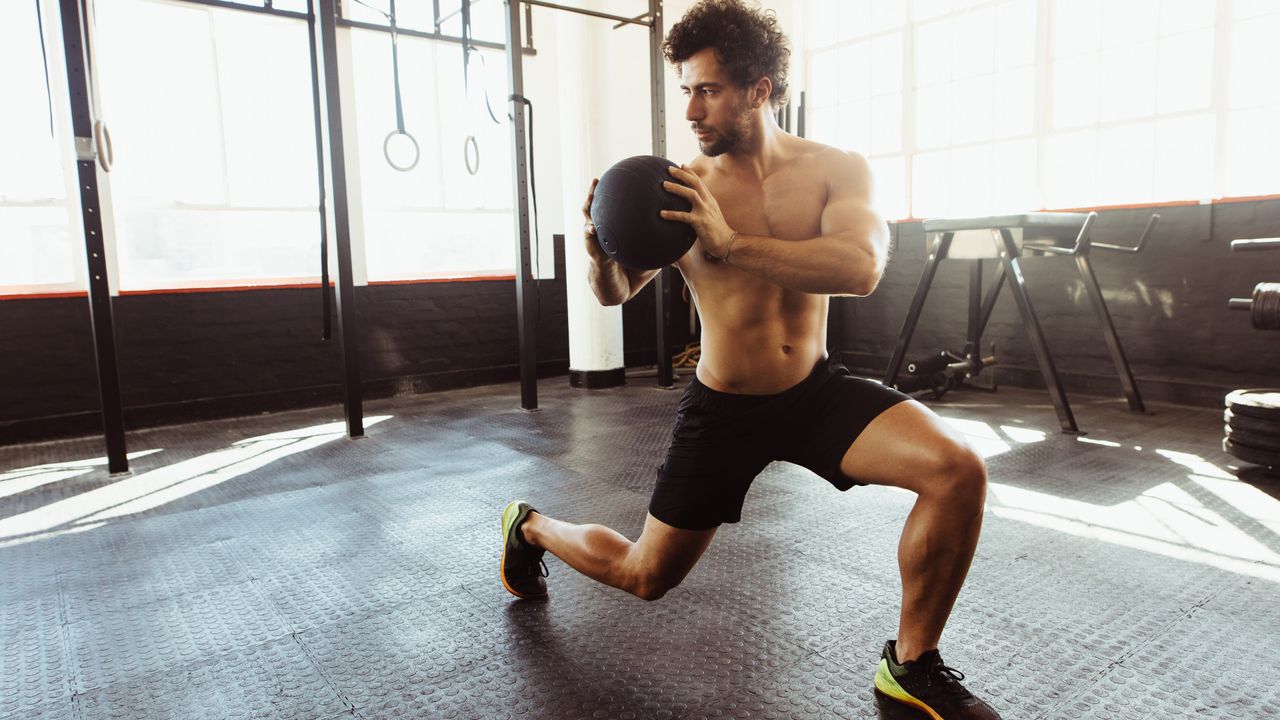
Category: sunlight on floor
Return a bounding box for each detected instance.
[944,416,1280,584]
[0,449,164,501]
[0,417,390,547]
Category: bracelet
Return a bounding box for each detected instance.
[721,232,739,264]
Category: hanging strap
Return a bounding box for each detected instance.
[389,0,405,134]
[381,0,419,171]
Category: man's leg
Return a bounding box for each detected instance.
[838,399,988,663]
[521,512,717,601]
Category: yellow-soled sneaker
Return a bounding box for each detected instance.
[873,640,1002,719]
[500,500,548,599]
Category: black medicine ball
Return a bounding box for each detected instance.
[590,155,697,270]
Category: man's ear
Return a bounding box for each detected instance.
[751,76,773,109]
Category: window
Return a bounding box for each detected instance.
[3,0,523,297]
[806,0,909,220]
[803,0,1280,219]
[348,17,516,281]
[0,0,82,293]
[94,0,321,290]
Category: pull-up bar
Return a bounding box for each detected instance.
[522,0,653,27]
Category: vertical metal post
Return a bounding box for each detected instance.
[505,0,538,409]
[650,0,674,388]
[58,0,128,474]
[883,232,953,386]
[996,229,1078,433]
[314,0,364,435]
[1075,253,1145,413]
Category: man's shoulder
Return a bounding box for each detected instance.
[796,139,868,170]
[787,138,870,187]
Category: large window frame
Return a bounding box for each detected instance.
[1,0,520,299]
[803,0,1280,221]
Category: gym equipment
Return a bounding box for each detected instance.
[1223,238,1279,471]
[1229,282,1280,330]
[1223,426,1280,453]
[1223,438,1280,471]
[1224,409,1280,436]
[353,0,420,171]
[884,212,1159,433]
[1225,389,1280,421]
[590,155,696,270]
[896,347,998,400]
[1223,388,1280,472]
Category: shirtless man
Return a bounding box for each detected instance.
[500,2,1000,717]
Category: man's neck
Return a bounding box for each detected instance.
[720,113,787,179]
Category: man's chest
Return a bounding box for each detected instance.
[707,172,826,241]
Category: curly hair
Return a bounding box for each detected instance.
[662,0,791,109]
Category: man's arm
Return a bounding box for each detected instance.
[582,179,664,306]
[662,151,890,296]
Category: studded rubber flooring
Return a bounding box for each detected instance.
[3,374,1278,720]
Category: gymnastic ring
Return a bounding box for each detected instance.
[94,120,114,173]
[383,129,420,172]
[464,135,480,176]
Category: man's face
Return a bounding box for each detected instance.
[680,48,754,157]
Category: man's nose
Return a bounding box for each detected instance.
[685,97,703,123]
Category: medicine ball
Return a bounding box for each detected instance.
[590,155,697,270]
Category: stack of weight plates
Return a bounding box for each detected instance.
[1224,389,1280,472]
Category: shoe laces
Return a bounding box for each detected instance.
[917,653,969,695]
[535,557,549,578]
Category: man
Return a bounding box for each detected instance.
[500,2,1001,717]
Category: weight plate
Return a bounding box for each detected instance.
[1224,426,1280,453]
[1252,282,1280,330]
[1224,388,1280,420]
[1223,437,1280,468]
[1225,409,1280,435]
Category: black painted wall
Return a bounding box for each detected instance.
[834,199,1280,406]
[0,276,569,443]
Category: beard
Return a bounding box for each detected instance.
[696,98,754,157]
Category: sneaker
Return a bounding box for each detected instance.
[873,640,1002,720]
[500,500,548,599]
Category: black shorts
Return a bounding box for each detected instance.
[648,359,911,530]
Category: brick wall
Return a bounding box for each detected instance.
[0,277,569,442]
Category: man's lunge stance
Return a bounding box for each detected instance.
[500,2,1001,717]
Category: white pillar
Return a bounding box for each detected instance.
[557,9,625,382]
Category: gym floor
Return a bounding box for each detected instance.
[3,377,1278,720]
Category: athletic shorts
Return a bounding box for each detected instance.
[648,358,911,530]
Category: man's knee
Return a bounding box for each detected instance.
[630,568,682,602]
[933,442,987,500]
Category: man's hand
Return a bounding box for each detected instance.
[660,165,736,261]
[582,178,610,264]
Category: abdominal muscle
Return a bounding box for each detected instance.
[690,283,830,395]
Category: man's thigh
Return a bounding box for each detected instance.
[838,399,982,493]
[631,513,718,587]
